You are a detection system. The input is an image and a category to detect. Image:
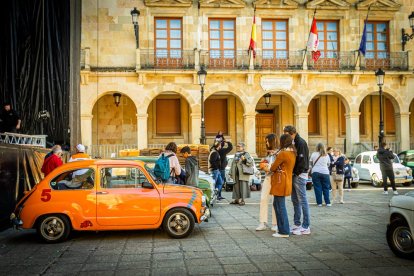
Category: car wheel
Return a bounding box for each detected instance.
[351,182,359,188]
[371,174,381,187]
[386,218,414,260]
[36,214,71,243]
[403,182,412,187]
[163,208,195,239]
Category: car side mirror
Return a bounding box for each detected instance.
[142,182,154,189]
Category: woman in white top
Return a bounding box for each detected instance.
[309,143,331,207]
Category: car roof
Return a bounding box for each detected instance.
[60,159,145,168]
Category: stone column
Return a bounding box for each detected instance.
[84,47,90,70]
[243,113,256,157]
[190,113,202,144]
[345,112,360,156]
[295,111,309,142]
[136,48,141,70]
[80,114,93,148]
[136,114,148,149]
[395,112,410,151]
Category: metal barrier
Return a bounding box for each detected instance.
[0,132,47,148]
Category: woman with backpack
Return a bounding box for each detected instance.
[156,142,182,184]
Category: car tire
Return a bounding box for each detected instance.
[371,174,381,187]
[351,182,359,188]
[36,214,71,243]
[163,208,195,239]
[386,218,414,260]
[403,182,412,187]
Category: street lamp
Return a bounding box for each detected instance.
[198,65,207,145]
[263,93,271,107]
[402,11,414,51]
[130,7,140,49]
[375,68,385,146]
[113,92,122,107]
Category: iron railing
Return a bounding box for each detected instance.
[199,50,250,70]
[360,52,408,71]
[253,50,303,70]
[306,51,355,71]
[351,141,400,158]
[140,49,195,69]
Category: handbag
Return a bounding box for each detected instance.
[241,163,254,175]
[333,172,344,181]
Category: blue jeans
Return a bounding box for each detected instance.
[220,169,226,184]
[212,169,223,197]
[312,172,331,205]
[273,196,290,235]
[291,175,310,229]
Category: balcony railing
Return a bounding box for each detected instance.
[140,49,195,70]
[199,50,250,70]
[360,52,408,71]
[253,50,303,70]
[305,51,355,71]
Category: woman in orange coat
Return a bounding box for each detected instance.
[268,134,296,238]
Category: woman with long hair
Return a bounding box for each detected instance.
[309,143,331,206]
[268,134,296,238]
[256,133,279,231]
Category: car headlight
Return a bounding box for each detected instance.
[407,168,412,175]
[201,195,206,206]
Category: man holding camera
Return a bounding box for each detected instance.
[377,141,398,195]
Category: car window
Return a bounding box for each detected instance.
[373,154,399,163]
[405,153,414,162]
[50,168,95,190]
[362,155,371,164]
[355,155,361,164]
[100,167,151,189]
[398,153,406,162]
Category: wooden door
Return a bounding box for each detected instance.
[256,113,275,158]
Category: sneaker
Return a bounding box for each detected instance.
[317,204,322,207]
[272,233,289,238]
[393,191,399,195]
[347,189,351,192]
[326,204,332,207]
[340,200,344,204]
[300,227,311,235]
[290,225,301,232]
[383,191,389,195]
[271,225,278,232]
[256,223,267,231]
[218,196,226,200]
[292,228,302,235]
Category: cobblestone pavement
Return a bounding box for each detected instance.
[1,186,414,276]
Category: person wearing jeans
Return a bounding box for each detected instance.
[310,143,331,206]
[377,141,398,195]
[209,141,224,200]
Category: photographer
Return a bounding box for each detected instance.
[377,141,398,195]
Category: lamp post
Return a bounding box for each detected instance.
[402,11,414,51]
[375,68,385,146]
[130,7,140,49]
[113,93,122,107]
[263,93,271,107]
[198,66,207,145]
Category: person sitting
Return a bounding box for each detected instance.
[69,144,90,162]
[41,145,63,177]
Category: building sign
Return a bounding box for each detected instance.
[260,77,293,91]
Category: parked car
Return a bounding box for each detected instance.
[398,150,414,178]
[225,155,261,191]
[353,151,413,187]
[10,159,210,243]
[387,191,414,259]
[116,156,217,207]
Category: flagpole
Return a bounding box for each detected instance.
[302,8,317,66]
[355,5,371,67]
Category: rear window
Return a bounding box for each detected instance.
[405,154,414,162]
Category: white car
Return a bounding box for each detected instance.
[225,155,261,191]
[387,191,414,259]
[353,151,413,187]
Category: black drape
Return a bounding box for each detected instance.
[0,0,70,145]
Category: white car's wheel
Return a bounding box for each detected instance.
[371,173,381,187]
[387,218,414,259]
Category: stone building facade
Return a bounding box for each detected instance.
[80,0,414,157]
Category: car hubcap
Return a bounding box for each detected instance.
[393,226,414,253]
[168,213,189,235]
[41,217,64,240]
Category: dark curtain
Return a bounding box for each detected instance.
[0,0,70,145]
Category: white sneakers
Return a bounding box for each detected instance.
[292,226,311,235]
[317,204,322,207]
[271,225,278,232]
[272,233,289,238]
[383,191,389,195]
[393,191,399,195]
[383,190,398,195]
[255,223,267,231]
[326,204,332,207]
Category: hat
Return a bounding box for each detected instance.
[76,144,85,152]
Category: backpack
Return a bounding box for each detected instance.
[154,153,173,181]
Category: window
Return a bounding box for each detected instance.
[355,155,362,164]
[155,18,182,66]
[308,98,320,135]
[205,99,228,135]
[365,21,389,69]
[385,98,395,134]
[262,19,288,68]
[50,168,95,190]
[362,155,371,164]
[156,99,181,135]
[317,21,339,59]
[100,167,151,189]
[359,102,366,135]
[209,19,235,68]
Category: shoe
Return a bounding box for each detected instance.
[290,225,301,232]
[326,204,332,207]
[271,225,278,232]
[393,191,399,195]
[317,204,322,207]
[218,196,226,200]
[383,191,389,195]
[340,200,344,204]
[239,201,245,206]
[347,189,351,192]
[300,227,311,235]
[292,228,302,235]
[229,200,239,204]
[272,233,289,238]
[256,223,267,231]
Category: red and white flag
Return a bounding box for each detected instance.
[307,18,320,61]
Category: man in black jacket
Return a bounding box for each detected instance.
[209,141,225,200]
[284,125,311,235]
[218,141,233,192]
[377,142,398,195]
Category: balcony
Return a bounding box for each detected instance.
[140,49,195,70]
[306,51,355,71]
[199,50,250,70]
[253,50,303,70]
[360,52,408,71]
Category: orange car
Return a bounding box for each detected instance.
[10,159,210,243]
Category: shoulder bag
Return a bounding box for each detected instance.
[241,153,254,175]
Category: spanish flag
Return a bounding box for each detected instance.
[249,16,256,58]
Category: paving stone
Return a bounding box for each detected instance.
[114,269,150,276]
[47,263,83,273]
[255,262,295,272]
[223,264,259,274]
[151,267,187,275]
[187,265,225,275]
[289,261,329,270]
[117,261,151,269]
[185,257,218,266]
[80,262,117,271]
[218,256,250,265]
[183,251,216,259]
[151,258,185,268]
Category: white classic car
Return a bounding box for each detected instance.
[387,191,414,259]
[224,155,262,191]
[353,151,413,187]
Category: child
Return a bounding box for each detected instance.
[343,158,352,191]
[180,146,199,187]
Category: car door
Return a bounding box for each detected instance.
[353,155,365,180]
[359,154,372,180]
[96,165,161,226]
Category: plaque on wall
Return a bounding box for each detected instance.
[260,77,293,91]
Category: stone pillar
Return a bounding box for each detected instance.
[136,48,141,70]
[249,51,254,70]
[84,47,90,70]
[408,51,413,71]
[302,50,308,70]
[295,111,309,142]
[136,114,148,149]
[195,49,200,71]
[345,112,360,156]
[395,112,410,151]
[354,50,360,71]
[190,113,202,144]
[243,113,256,157]
[80,114,93,148]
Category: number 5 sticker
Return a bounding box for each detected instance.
[41,189,51,202]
